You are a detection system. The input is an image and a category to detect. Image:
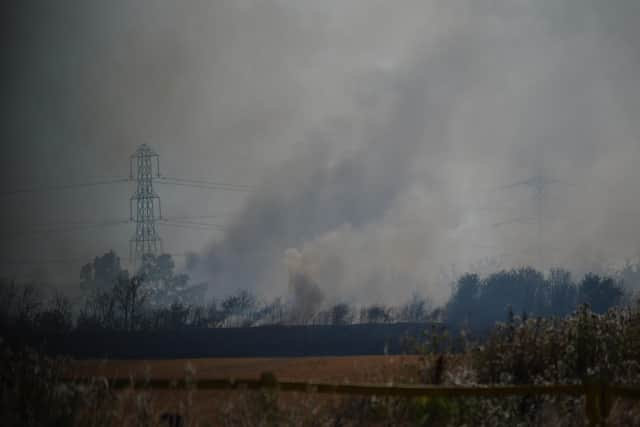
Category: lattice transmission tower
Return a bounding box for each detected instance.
[494,168,566,268]
[129,144,162,269]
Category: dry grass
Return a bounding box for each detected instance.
[72,355,422,383]
[5,305,640,425]
[70,355,422,422]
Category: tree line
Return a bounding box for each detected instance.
[446,267,626,331]
[0,250,632,337]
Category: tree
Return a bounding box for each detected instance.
[80,250,125,291]
[361,305,389,323]
[77,289,117,330]
[148,301,191,330]
[35,293,73,333]
[14,283,42,329]
[479,268,545,324]
[446,273,480,326]
[221,290,257,326]
[254,298,287,325]
[113,276,147,330]
[0,279,18,330]
[205,299,227,327]
[578,273,624,314]
[137,254,191,306]
[0,280,43,333]
[445,267,623,331]
[330,303,354,325]
[616,261,640,292]
[547,268,577,317]
[399,292,431,322]
[76,252,200,330]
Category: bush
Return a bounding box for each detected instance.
[473,304,640,385]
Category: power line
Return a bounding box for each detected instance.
[0,257,89,265]
[162,218,225,227]
[0,250,189,266]
[5,213,227,231]
[158,176,253,190]
[8,218,130,229]
[492,216,536,228]
[163,214,225,221]
[494,168,572,267]
[156,179,253,192]
[1,210,231,238]
[0,177,129,197]
[0,174,254,198]
[1,220,130,237]
[158,221,225,232]
[159,220,225,229]
[163,252,198,258]
[0,151,252,264]
[156,180,253,192]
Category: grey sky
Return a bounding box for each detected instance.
[1,1,639,304]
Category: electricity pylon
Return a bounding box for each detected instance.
[129,144,162,269]
[494,168,566,268]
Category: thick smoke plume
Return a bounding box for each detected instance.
[2,1,640,303]
[189,0,640,304]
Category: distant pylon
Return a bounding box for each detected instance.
[494,168,564,268]
[129,144,162,269]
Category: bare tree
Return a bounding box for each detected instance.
[360,305,390,323]
[15,283,42,328]
[113,276,147,331]
[330,303,354,325]
[398,292,431,322]
[35,292,73,333]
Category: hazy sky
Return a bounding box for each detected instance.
[1,1,639,304]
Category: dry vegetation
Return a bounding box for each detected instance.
[3,303,640,426]
[73,355,422,384]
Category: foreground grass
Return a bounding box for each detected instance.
[3,304,640,426]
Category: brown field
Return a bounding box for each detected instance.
[72,356,424,423]
[73,355,422,383]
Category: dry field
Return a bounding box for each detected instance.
[71,356,424,423]
[73,355,422,383]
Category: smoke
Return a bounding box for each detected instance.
[192,31,480,302]
[188,0,640,305]
[284,248,325,323]
[2,1,640,303]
